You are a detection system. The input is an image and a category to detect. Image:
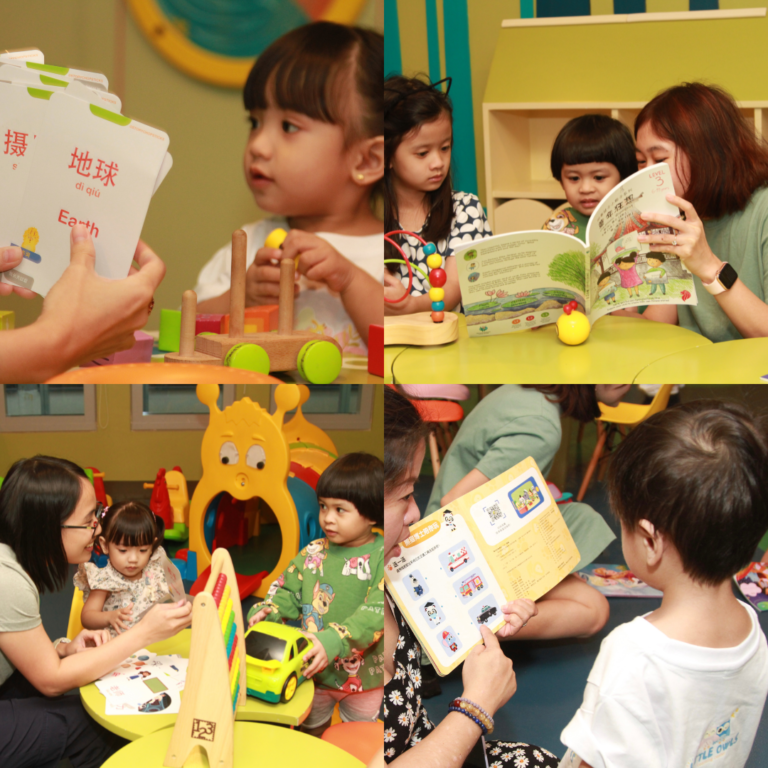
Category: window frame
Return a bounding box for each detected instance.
[129,384,236,431]
[269,384,374,430]
[0,385,97,432]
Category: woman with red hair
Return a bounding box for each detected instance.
[633,82,768,341]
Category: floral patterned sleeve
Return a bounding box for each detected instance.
[384,598,560,767]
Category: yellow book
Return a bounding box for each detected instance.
[384,456,579,675]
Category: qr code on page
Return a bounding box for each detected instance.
[484,501,505,525]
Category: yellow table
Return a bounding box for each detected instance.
[634,337,768,384]
[102,722,365,767]
[388,314,712,384]
[80,631,314,741]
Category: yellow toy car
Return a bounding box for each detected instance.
[244,622,314,703]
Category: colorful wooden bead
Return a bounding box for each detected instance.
[423,242,437,256]
[431,311,445,322]
[429,287,445,302]
[430,268,447,287]
[431,301,445,312]
[426,254,442,270]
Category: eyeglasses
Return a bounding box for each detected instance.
[61,503,105,537]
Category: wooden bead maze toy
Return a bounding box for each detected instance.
[164,548,246,768]
[384,229,459,346]
[166,228,343,383]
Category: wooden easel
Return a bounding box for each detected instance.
[164,549,246,768]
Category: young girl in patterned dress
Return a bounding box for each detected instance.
[384,75,492,315]
[75,502,172,637]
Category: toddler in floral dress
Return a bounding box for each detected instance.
[75,501,171,637]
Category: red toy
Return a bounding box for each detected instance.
[367,323,383,377]
[145,468,173,530]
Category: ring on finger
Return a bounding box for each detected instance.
[672,238,677,247]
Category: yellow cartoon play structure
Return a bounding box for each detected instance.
[189,383,302,598]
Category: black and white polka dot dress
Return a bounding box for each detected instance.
[391,191,492,299]
[384,598,559,767]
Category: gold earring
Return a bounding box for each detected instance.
[357,173,365,180]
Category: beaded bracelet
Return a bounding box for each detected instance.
[448,704,487,736]
[448,697,494,736]
[456,697,493,726]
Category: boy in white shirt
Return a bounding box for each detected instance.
[560,400,768,768]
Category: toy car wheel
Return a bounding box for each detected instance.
[297,340,342,384]
[224,343,270,373]
[282,672,298,703]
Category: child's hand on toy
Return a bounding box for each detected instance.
[383,272,416,314]
[108,604,134,634]
[246,247,299,306]
[0,246,36,298]
[247,606,273,627]
[496,598,538,639]
[67,628,113,655]
[280,230,355,295]
[298,631,328,678]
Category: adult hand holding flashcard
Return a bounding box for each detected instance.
[461,625,518,716]
[0,225,165,383]
[0,246,35,298]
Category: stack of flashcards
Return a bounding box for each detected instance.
[384,456,580,675]
[96,649,188,716]
[0,48,172,296]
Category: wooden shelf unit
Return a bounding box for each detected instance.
[483,101,768,232]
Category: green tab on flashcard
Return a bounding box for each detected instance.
[89,104,131,126]
[27,87,54,100]
[39,75,69,87]
[26,62,68,75]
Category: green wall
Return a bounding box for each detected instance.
[0,384,383,481]
[1,0,382,332]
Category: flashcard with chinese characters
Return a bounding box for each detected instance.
[384,456,580,675]
[1,60,108,90]
[0,49,44,65]
[0,91,169,296]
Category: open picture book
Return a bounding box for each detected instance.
[454,164,698,338]
[384,457,580,675]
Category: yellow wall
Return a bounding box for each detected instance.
[1,0,382,331]
[0,384,383,481]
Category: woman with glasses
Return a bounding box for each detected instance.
[0,455,192,768]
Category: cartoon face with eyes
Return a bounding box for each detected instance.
[189,383,302,594]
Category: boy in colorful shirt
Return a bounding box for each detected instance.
[248,453,384,736]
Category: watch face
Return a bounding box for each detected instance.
[719,263,738,290]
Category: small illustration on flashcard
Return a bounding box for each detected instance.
[406,570,429,600]
[470,595,501,628]
[420,600,446,628]
[384,456,580,675]
[437,627,462,655]
[438,541,475,576]
[454,570,488,604]
[735,562,768,611]
[509,478,544,518]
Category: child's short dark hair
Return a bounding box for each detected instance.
[608,400,768,586]
[0,455,88,593]
[243,22,383,144]
[316,453,383,527]
[646,252,666,263]
[551,114,638,181]
[598,271,613,283]
[101,501,159,551]
[615,252,637,264]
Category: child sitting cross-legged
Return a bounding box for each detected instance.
[560,400,768,768]
[247,452,384,736]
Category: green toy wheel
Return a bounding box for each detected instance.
[282,672,298,703]
[297,340,342,384]
[224,343,270,373]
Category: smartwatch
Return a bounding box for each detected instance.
[702,262,738,295]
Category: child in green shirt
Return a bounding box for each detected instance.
[248,453,384,736]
